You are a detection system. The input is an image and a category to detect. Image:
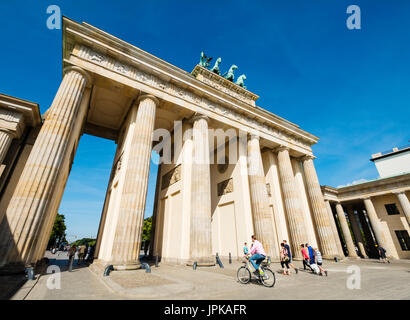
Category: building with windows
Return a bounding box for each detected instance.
[322,144,410,260]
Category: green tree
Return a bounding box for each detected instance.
[142,216,152,241]
[71,238,96,247]
[48,213,67,248]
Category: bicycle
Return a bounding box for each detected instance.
[237,257,276,287]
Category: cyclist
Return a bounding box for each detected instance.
[248,235,266,276]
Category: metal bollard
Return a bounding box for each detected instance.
[68,256,74,272]
[216,253,224,268]
[193,261,197,270]
[229,252,232,264]
[141,262,151,273]
[103,265,114,276]
[25,267,35,280]
[155,255,159,267]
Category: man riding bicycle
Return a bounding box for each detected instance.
[246,235,266,275]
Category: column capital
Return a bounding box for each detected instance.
[301,154,316,161]
[361,196,372,201]
[275,145,289,153]
[248,132,260,141]
[137,94,160,107]
[63,66,92,87]
[190,113,209,123]
[392,190,407,196]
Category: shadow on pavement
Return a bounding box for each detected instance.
[0,274,27,300]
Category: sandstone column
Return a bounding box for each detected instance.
[363,197,393,256]
[188,114,214,266]
[0,108,25,165]
[0,66,92,269]
[110,94,158,270]
[247,135,278,259]
[324,200,345,257]
[335,203,358,258]
[346,206,368,258]
[302,156,339,258]
[276,146,307,259]
[394,191,410,226]
[0,131,13,165]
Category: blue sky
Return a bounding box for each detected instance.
[0,1,409,241]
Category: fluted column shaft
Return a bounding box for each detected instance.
[324,200,345,257]
[0,131,13,165]
[395,192,410,226]
[188,114,214,265]
[247,135,278,259]
[0,108,25,167]
[346,207,368,258]
[302,156,339,258]
[335,203,358,257]
[0,67,91,268]
[110,95,158,270]
[277,147,307,260]
[363,197,392,255]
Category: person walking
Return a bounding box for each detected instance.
[376,245,390,263]
[306,243,319,274]
[144,239,150,257]
[78,245,86,265]
[280,243,290,275]
[315,248,328,276]
[283,240,298,274]
[301,244,312,271]
[68,245,76,272]
[243,242,249,255]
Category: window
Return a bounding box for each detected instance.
[385,203,400,215]
[395,230,410,251]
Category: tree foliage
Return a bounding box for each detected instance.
[48,213,67,248]
[71,238,96,247]
[142,216,152,241]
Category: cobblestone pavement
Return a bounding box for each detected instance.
[12,251,410,300]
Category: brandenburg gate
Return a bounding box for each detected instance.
[0,17,342,273]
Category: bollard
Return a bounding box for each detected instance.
[103,265,114,277]
[68,256,74,272]
[193,261,197,270]
[216,253,224,268]
[229,252,232,264]
[155,255,159,267]
[25,267,35,280]
[141,262,151,273]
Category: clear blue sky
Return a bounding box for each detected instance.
[1,1,409,241]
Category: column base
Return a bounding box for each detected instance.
[322,254,345,260]
[187,257,215,267]
[111,261,141,271]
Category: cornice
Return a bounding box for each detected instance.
[62,17,319,148]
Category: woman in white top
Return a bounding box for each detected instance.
[314,248,328,276]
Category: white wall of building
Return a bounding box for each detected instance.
[374,150,410,178]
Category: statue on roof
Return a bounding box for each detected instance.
[222,64,238,82]
[235,74,247,89]
[199,51,213,68]
[210,57,222,75]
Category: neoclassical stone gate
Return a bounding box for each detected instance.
[0,18,342,272]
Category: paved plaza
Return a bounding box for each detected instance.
[3,251,409,300]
